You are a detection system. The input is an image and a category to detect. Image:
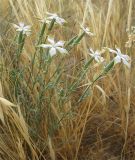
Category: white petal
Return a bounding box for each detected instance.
[95,56,104,63]
[49,47,57,57]
[89,53,94,57]
[54,41,65,47]
[95,56,100,62]
[115,48,122,56]
[19,22,25,27]
[87,31,94,36]
[56,17,66,25]
[47,16,55,20]
[122,59,131,68]
[56,47,68,54]
[81,25,94,36]
[23,29,31,33]
[89,48,94,54]
[24,25,31,30]
[114,55,121,64]
[47,13,58,20]
[46,12,66,25]
[48,37,55,45]
[16,28,23,32]
[122,54,130,61]
[85,27,90,32]
[95,50,100,56]
[39,44,52,48]
[80,25,87,32]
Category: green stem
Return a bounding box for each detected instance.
[37,22,46,45]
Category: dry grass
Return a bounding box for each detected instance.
[0,0,135,160]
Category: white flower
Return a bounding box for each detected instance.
[13,22,31,36]
[46,12,66,25]
[39,37,68,57]
[80,25,94,36]
[88,48,104,62]
[108,47,131,68]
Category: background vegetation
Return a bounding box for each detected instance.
[0,0,135,159]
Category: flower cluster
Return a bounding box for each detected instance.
[39,12,66,25]
[107,47,131,68]
[13,12,131,68]
[13,22,31,36]
[46,12,66,25]
[39,37,68,57]
[88,48,104,63]
[81,25,95,36]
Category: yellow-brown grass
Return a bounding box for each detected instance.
[0,0,135,160]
